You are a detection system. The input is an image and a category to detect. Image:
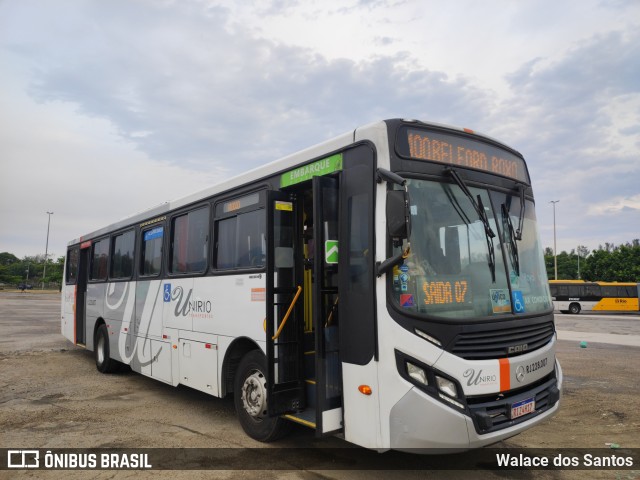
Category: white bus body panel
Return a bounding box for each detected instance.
[61,285,75,342]
[66,271,268,394]
[342,360,382,449]
[554,300,597,312]
[179,339,219,396]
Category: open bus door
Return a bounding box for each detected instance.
[265,175,344,436]
[265,190,306,416]
[75,243,90,345]
[311,175,344,435]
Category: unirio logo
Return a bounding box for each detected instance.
[463,368,497,387]
[164,285,213,319]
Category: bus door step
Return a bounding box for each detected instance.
[283,407,316,429]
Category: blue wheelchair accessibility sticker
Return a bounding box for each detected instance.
[164,284,172,302]
[512,290,525,313]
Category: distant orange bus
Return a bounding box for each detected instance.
[549,280,640,314]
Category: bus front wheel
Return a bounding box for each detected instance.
[233,350,290,442]
[569,303,581,314]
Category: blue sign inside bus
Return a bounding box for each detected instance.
[144,226,164,241]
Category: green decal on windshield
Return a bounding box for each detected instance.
[280,153,343,187]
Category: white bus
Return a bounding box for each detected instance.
[61,119,561,451]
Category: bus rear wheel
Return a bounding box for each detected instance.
[569,303,581,314]
[233,350,290,442]
[95,324,120,373]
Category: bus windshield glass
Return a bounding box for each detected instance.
[392,178,552,319]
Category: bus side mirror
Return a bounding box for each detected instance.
[387,190,411,245]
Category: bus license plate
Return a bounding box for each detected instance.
[511,397,535,419]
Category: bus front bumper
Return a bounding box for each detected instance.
[389,360,563,451]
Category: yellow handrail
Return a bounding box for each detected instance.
[272,285,303,340]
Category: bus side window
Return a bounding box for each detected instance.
[66,248,79,284]
[170,206,209,274]
[585,284,600,297]
[90,238,109,281]
[568,285,582,297]
[348,193,370,290]
[141,226,163,276]
[215,209,266,270]
[110,230,135,279]
[620,286,634,298]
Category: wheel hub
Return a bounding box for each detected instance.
[241,370,267,419]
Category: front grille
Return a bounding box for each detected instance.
[466,372,560,434]
[451,321,554,360]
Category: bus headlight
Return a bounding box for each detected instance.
[407,362,428,386]
[396,350,466,412]
[436,376,465,409]
[436,376,458,398]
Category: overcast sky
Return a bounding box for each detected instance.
[1,0,639,262]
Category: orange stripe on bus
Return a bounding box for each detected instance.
[499,358,510,392]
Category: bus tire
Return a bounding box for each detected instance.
[95,324,120,373]
[234,350,290,442]
[569,303,581,315]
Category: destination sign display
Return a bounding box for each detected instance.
[397,127,529,183]
[223,193,260,213]
[421,279,470,306]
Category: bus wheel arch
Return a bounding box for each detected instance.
[233,349,290,442]
[569,303,581,314]
[221,337,261,397]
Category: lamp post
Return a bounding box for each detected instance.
[550,201,559,280]
[42,211,53,289]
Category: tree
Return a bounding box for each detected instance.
[0,252,19,265]
[0,252,64,288]
[581,241,640,281]
[544,247,584,280]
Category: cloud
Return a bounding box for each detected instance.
[491,28,640,252]
[503,30,640,149]
[587,194,640,215]
[5,1,492,173]
[2,0,639,257]
[0,73,227,259]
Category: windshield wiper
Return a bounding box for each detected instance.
[515,185,525,240]
[446,168,496,282]
[500,185,525,277]
[502,203,520,276]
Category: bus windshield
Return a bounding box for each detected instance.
[392,178,552,319]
